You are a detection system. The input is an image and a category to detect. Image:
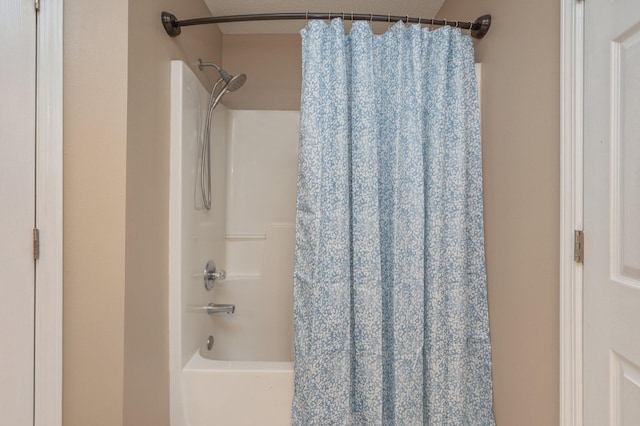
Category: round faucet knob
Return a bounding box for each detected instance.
[204,260,226,291]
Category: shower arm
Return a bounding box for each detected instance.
[199,60,231,81]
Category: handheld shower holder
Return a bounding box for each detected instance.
[196,59,247,211]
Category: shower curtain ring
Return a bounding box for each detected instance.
[370,13,373,22]
[418,16,422,25]
[351,12,354,22]
[328,12,331,21]
[305,11,308,23]
[406,15,409,25]
[468,21,473,36]
[341,12,345,20]
[443,18,447,27]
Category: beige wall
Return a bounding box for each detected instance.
[123,1,222,425]
[222,34,301,110]
[437,1,560,424]
[64,1,128,424]
[63,0,221,424]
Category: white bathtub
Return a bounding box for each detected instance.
[182,354,293,426]
[170,61,299,426]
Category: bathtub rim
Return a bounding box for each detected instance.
[184,350,294,373]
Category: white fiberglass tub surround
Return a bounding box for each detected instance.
[169,61,300,426]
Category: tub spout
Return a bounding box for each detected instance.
[206,303,235,314]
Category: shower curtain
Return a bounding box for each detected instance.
[293,19,494,426]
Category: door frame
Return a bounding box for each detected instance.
[34,1,63,425]
[560,0,584,425]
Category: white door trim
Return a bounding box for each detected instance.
[34,1,63,425]
[560,0,584,425]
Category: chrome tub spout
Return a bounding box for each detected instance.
[206,303,235,314]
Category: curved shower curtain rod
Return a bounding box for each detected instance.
[161,12,492,40]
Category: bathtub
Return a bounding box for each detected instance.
[181,354,293,425]
[170,61,298,426]
[177,270,295,425]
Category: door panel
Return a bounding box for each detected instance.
[0,0,36,424]
[614,25,640,286]
[584,0,640,424]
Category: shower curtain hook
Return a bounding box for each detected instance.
[418,16,422,26]
[468,21,473,36]
[369,13,373,22]
[430,18,435,31]
[328,12,331,21]
[305,11,308,24]
[443,18,447,28]
[351,12,354,22]
[341,11,345,21]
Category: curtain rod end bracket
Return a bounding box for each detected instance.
[162,11,182,37]
[471,14,491,39]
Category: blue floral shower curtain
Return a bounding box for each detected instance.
[293,19,494,425]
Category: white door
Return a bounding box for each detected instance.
[0,0,36,424]
[584,0,640,424]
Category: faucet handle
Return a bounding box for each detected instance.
[204,259,226,291]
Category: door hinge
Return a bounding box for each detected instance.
[574,230,584,264]
[33,228,40,260]
[35,0,40,12]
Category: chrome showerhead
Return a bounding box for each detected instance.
[224,73,247,92]
[209,74,246,111]
[198,58,247,107]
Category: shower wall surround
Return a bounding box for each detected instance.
[170,60,300,425]
[225,110,299,278]
[209,110,299,362]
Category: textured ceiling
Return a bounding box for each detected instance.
[200,0,447,34]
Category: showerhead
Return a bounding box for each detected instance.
[224,73,247,93]
[198,58,247,107]
[208,74,246,111]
